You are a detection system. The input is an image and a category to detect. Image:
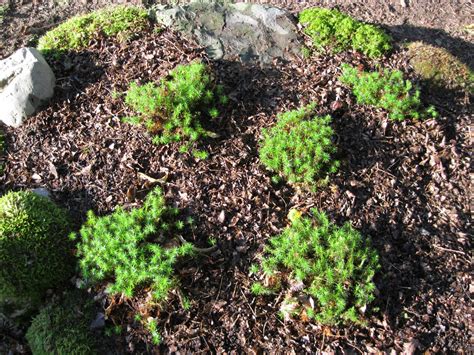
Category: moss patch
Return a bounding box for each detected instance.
[408,41,474,93]
[26,291,99,355]
[299,7,391,58]
[0,191,73,307]
[37,5,150,56]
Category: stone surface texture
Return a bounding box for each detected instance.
[151,1,302,64]
[0,47,55,127]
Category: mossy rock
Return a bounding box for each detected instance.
[408,41,474,93]
[26,290,99,355]
[0,191,74,307]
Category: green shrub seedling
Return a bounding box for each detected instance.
[72,187,194,302]
[340,63,438,121]
[124,62,227,152]
[259,104,339,191]
[251,209,380,325]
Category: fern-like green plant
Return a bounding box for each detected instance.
[252,209,380,325]
[340,64,438,121]
[299,7,392,58]
[71,187,194,301]
[259,104,339,190]
[124,62,227,151]
[37,6,149,57]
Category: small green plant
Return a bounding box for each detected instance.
[37,6,149,56]
[72,187,195,302]
[251,209,379,325]
[26,290,98,355]
[340,64,438,121]
[146,319,162,345]
[250,282,272,296]
[0,191,73,307]
[124,62,226,151]
[299,7,391,58]
[259,104,339,190]
[301,45,312,59]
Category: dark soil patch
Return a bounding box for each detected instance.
[0,1,472,354]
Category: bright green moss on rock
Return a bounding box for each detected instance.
[37,5,149,56]
[259,104,339,190]
[26,291,98,355]
[0,191,73,306]
[251,209,380,325]
[299,7,392,58]
[408,41,474,93]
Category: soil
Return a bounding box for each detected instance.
[0,0,472,354]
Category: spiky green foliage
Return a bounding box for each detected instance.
[340,64,438,121]
[37,6,149,56]
[26,291,98,355]
[259,104,339,190]
[299,7,392,58]
[124,62,226,150]
[72,187,194,301]
[252,209,379,325]
[0,191,73,306]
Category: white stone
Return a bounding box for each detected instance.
[0,47,55,127]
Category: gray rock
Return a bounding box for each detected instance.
[150,1,302,65]
[0,47,55,127]
[31,187,51,199]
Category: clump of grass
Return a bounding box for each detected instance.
[71,187,195,302]
[407,41,474,93]
[259,104,339,191]
[37,5,149,56]
[340,64,438,121]
[251,209,380,325]
[299,7,391,58]
[124,62,227,151]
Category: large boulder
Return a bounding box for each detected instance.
[0,47,55,127]
[151,1,302,65]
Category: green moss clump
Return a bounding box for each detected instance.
[340,64,438,121]
[251,209,380,325]
[124,62,227,150]
[0,191,73,306]
[72,187,194,302]
[259,104,339,190]
[299,7,392,58]
[37,5,149,56]
[408,41,474,93]
[26,291,98,355]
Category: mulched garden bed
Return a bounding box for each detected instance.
[1,3,472,354]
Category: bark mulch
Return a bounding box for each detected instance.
[0,2,472,354]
